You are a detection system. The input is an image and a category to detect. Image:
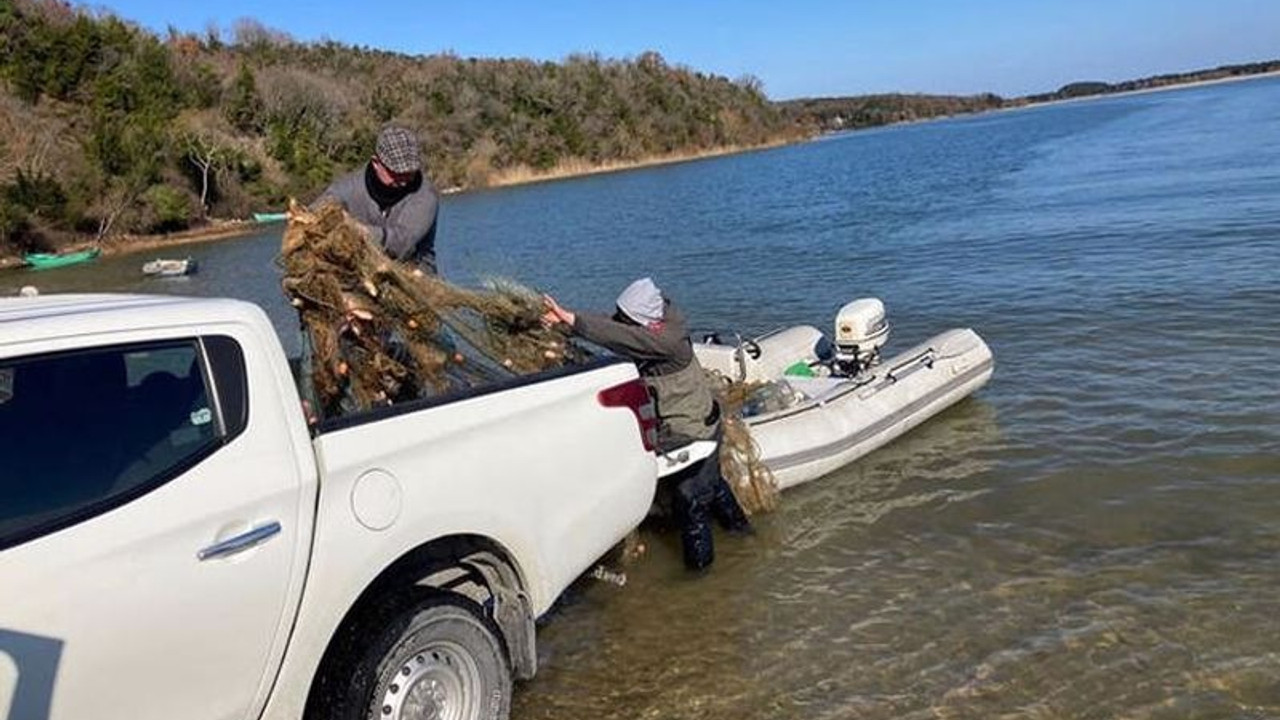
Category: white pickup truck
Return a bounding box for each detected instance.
[0,293,660,720]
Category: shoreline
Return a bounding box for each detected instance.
[4,67,1271,267]
[102,221,274,256]
[472,137,801,191]
[995,68,1280,114]
[0,138,805,267]
[0,220,274,271]
[806,69,1280,136]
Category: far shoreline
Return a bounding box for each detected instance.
[4,68,1275,271]
[0,138,802,269]
[801,68,1280,137]
[996,68,1280,113]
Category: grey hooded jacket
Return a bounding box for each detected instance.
[573,300,717,443]
[317,166,440,273]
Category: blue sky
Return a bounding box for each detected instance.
[102,0,1279,100]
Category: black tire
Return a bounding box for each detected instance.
[350,597,512,720]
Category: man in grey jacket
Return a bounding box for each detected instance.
[543,277,750,571]
[316,125,440,273]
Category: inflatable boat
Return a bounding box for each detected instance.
[694,298,994,489]
[142,257,198,277]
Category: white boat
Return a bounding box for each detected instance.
[694,298,994,489]
[142,258,198,277]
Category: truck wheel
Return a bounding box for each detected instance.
[355,598,512,720]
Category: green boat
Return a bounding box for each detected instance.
[25,247,101,270]
[253,212,287,223]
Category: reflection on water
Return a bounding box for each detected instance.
[515,391,1280,719]
[503,78,1280,720]
[4,77,1280,719]
[513,398,1009,720]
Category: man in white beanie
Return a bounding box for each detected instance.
[542,277,750,571]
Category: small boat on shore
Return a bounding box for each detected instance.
[142,257,198,277]
[24,247,101,270]
[694,298,994,489]
[253,212,287,223]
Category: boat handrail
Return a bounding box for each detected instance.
[885,348,935,382]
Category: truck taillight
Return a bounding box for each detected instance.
[598,378,658,452]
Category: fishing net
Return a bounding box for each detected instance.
[279,199,781,515]
[710,373,781,515]
[279,200,586,417]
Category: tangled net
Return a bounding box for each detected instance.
[279,200,586,417]
[712,375,780,515]
[279,199,780,515]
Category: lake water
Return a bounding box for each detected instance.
[6,76,1280,719]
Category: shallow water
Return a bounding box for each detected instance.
[7,76,1280,719]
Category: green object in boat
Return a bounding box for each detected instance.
[783,360,816,377]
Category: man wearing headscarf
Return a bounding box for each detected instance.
[315,125,440,274]
[543,277,750,571]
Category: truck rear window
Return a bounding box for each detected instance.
[0,340,220,549]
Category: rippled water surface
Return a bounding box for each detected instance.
[7,77,1280,719]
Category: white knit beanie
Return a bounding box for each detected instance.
[615,277,665,325]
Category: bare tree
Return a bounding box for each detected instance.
[178,112,238,218]
[232,18,284,47]
[183,130,227,217]
[257,67,352,148]
[203,20,223,50]
[0,97,62,181]
[734,74,766,98]
[95,179,146,241]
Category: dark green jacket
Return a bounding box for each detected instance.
[573,300,717,443]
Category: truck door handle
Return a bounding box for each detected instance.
[198,521,282,561]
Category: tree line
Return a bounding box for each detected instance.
[0,0,798,253]
[1019,60,1280,103]
[777,93,1006,132]
[776,59,1280,133]
[5,0,1275,256]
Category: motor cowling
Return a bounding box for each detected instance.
[833,298,889,376]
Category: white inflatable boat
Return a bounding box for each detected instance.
[694,298,994,489]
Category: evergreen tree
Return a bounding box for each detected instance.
[225,63,263,134]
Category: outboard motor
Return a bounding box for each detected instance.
[832,298,889,377]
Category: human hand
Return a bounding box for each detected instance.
[301,398,319,426]
[541,294,575,327]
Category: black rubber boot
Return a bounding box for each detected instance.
[679,510,715,571]
[674,476,716,571]
[710,478,752,535]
